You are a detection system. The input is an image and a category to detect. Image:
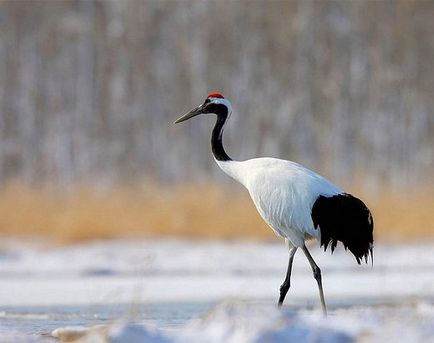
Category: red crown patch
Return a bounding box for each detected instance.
[207,93,225,99]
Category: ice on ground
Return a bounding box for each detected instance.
[0,238,433,342]
[50,301,434,343]
[179,301,352,343]
[0,239,432,306]
[52,326,104,342]
[52,323,172,343]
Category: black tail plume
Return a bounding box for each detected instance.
[311,193,374,264]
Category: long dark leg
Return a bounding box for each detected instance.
[301,245,327,317]
[278,246,297,307]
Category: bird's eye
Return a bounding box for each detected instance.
[204,98,211,104]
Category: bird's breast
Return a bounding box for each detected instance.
[246,173,320,245]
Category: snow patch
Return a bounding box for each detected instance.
[178,301,354,343]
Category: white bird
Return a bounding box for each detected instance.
[175,93,374,316]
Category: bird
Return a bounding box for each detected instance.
[174,93,374,316]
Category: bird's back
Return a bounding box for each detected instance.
[224,157,342,246]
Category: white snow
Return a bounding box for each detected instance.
[0,239,432,306]
[48,301,434,343]
[0,238,433,342]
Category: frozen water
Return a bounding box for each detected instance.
[46,301,434,343]
[0,239,432,342]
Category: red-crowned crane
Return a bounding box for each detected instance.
[174,93,374,316]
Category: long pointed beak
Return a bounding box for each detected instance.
[174,105,204,124]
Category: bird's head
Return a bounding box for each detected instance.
[174,93,232,124]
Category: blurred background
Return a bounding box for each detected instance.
[0,0,433,242]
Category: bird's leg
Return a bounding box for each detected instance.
[301,245,327,317]
[278,245,297,307]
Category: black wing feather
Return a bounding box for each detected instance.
[311,193,374,264]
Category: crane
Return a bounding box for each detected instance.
[174,93,374,316]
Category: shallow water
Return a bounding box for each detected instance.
[0,302,214,341]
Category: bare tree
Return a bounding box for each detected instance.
[0,0,432,190]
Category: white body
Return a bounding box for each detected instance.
[216,158,342,247]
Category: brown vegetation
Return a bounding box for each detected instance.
[0,183,432,244]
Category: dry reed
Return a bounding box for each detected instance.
[0,182,432,244]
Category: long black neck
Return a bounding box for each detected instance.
[211,114,232,161]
